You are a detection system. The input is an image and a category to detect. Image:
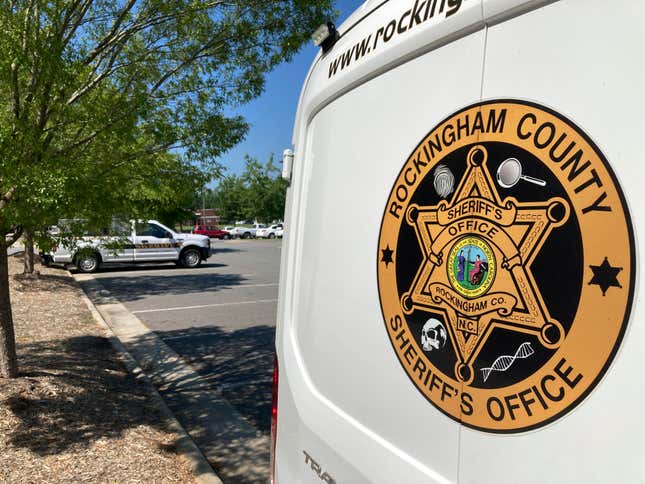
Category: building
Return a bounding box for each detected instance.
[194,209,220,226]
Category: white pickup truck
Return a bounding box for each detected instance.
[256,223,283,239]
[228,223,266,239]
[41,220,210,273]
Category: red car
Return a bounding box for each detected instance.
[192,225,231,239]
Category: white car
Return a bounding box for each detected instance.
[41,220,210,272]
[228,223,266,239]
[256,224,283,239]
[273,2,643,483]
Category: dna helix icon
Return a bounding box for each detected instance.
[480,342,535,382]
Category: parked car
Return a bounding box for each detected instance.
[228,223,266,239]
[224,226,241,238]
[41,220,210,273]
[256,224,283,239]
[192,225,231,239]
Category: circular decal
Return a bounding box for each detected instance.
[377,100,635,433]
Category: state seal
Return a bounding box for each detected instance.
[447,236,496,299]
[377,100,635,433]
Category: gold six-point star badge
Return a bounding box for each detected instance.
[402,143,570,385]
[377,100,634,432]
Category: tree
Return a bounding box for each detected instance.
[0,0,334,377]
[211,175,247,223]
[122,153,208,226]
[240,154,288,222]
[212,155,288,223]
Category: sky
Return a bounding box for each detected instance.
[214,0,365,180]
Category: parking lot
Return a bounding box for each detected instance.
[89,238,281,434]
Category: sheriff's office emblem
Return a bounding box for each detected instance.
[377,100,634,433]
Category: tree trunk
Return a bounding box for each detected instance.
[0,240,18,378]
[23,229,35,274]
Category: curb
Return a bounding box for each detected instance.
[74,272,223,484]
[73,272,271,483]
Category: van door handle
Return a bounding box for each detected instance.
[141,240,149,244]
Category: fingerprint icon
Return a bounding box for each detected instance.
[433,164,454,198]
[480,342,535,382]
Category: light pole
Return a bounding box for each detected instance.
[202,187,206,224]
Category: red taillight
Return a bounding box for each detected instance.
[270,353,279,484]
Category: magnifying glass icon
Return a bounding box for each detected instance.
[496,158,546,188]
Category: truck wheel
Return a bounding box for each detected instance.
[242,232,251,239]
[180,248,202,268]
[77,253,100,273]
[268,233,276,239]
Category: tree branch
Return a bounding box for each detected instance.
[94,141,178,178]
[60,0,92,47]
[67,45,123,105]
[53,109,134,156]
[83,0,138,65]
[149,39,228,95]
[10,63,20,124]
[21,0,34,54]
[66,1,237,106]
[82,0,228,67]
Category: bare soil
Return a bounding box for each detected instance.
[0,254,195,483]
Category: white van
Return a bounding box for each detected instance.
[273,1,642,483]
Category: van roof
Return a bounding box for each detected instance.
[292,0,545,146]
[293,1,478,144]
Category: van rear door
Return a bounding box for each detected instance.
[455,1,644,482]
[276,5,487,483]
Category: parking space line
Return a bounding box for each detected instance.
[132,299,278,314]
[161,327,275,341]
[93,269,268,277]
[233,283,278,288]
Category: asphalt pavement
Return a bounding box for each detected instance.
[87,238,281,482]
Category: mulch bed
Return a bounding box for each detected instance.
[0,254,195,483]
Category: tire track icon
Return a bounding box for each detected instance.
[480,342,534,382]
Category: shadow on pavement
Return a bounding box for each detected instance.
[120,326,274,484]
[82,261,228,273]
[209,247,242,255]
[86,272,249,303]
[157,325,276,433]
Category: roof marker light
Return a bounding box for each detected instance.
[282,148,294,182]
[312,22,339,53]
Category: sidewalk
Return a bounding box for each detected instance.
[0,254,200,483]
[76,273,271,484]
